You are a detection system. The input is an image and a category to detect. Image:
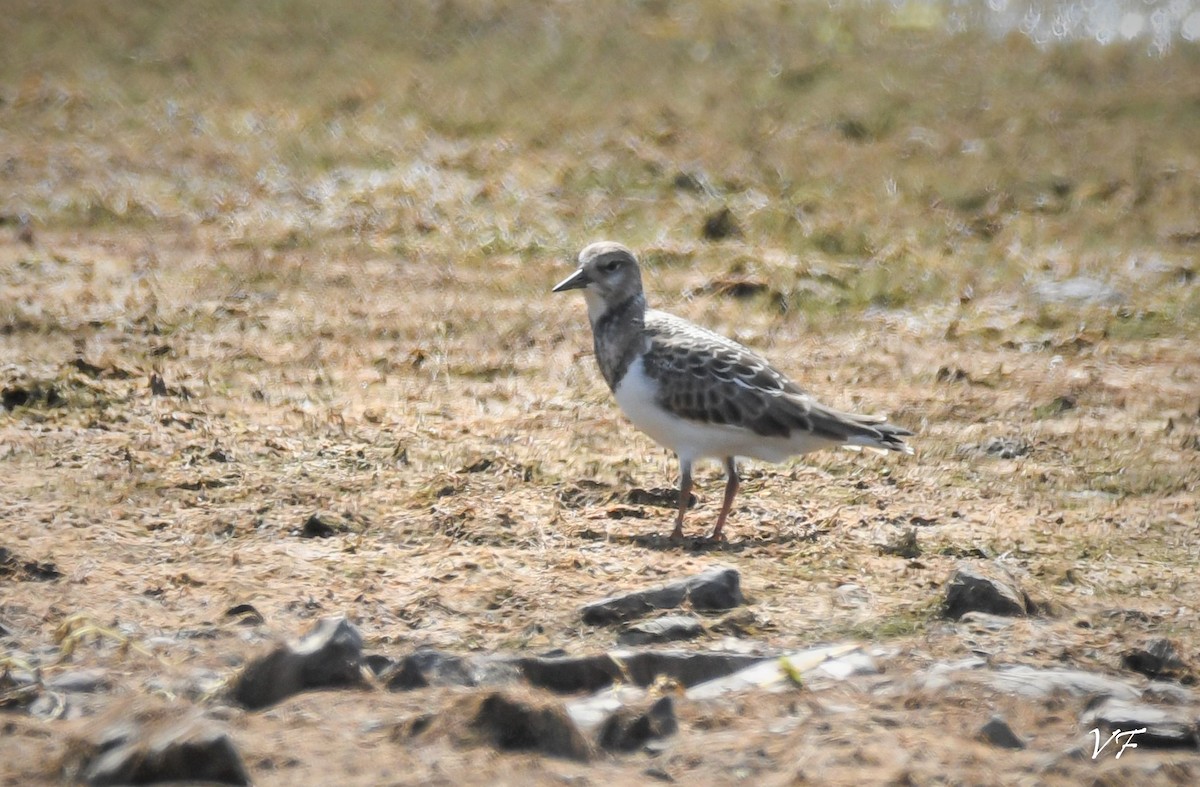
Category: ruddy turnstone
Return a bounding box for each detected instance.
[553,241,913,541]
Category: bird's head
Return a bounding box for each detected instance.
[552,241,644,322]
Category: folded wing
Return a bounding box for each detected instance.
[641,311,912,452]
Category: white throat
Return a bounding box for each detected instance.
[583,287,609,328]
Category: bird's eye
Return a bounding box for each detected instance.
[601,259,619,272]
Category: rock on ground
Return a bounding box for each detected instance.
[412,688,594,761]
[618,615,704,646]
[232,615,364,710]
[1122,638,1189,680]
[598,695,678,751]
[517,649,764,693]
[943,565,1033,619]
[65,702,248,786]
[580,566,744,624]
[978,715,1027,749]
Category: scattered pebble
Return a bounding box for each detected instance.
[383,648,497,690]
[519,649,764,694]
[598,695,678,751]
[0,546,62,582]
[618,615,704,646]
[67,703,249,786]
[232,615,363,710]
[943,565,1032,619]
[581,566,744,624]
[299,512,346,538]
[978,715,1027,749]
[701,207,742,241]
[416,689,594,762]
[1122,638,1188,681]
[879,528,921,559]
[223,603,265,626]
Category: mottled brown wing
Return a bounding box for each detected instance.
[640,312,810,438]
[641,311,907,445]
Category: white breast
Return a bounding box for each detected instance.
[613,357,834,465]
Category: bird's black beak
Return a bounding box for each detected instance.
[552,267,589,293]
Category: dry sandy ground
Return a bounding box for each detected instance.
[3,2,1200,782]
[2,226,1198,785]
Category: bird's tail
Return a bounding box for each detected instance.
[805,402,914,455]
[844,419,914,455]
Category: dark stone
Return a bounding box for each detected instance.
[672,170,711,194]
[1122,638,1188,680]
[0,546,62,582]
[1,386,30,410]
[232,615,363,709]
[936,366,971,383]
[75,712,249,786]
[983,437,1031,459]
[223,603,265,626]
[581,566,744,625]
[1081,698,1200,749]
[938,545,991,560]
[517,650,763,694]
[386,657,431,690]
[707,278,772,300]
[460,691,592,758]
[376,647,761,695]
[879,528,921,559]
[618,616,704,646]
[701,207,742,241]
[149,373,170,396]
[607,506,648,520]
[943,566,1031,619]
[383,648,521,690]
[363,653,397,678]
[300,512,342,538]
[978,715,1026,749]
[390,650,471,689]
[598,695,678,751]
[460,456,494,473]
[71,358,108,378]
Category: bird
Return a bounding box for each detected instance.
[553,241,913,541]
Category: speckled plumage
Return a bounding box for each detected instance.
[553,241,913,541]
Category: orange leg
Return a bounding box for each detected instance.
[710,457,739,541]
[670,459,693,540]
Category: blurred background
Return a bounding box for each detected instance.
[2,0,1198,342]
[2,0,1200,422]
